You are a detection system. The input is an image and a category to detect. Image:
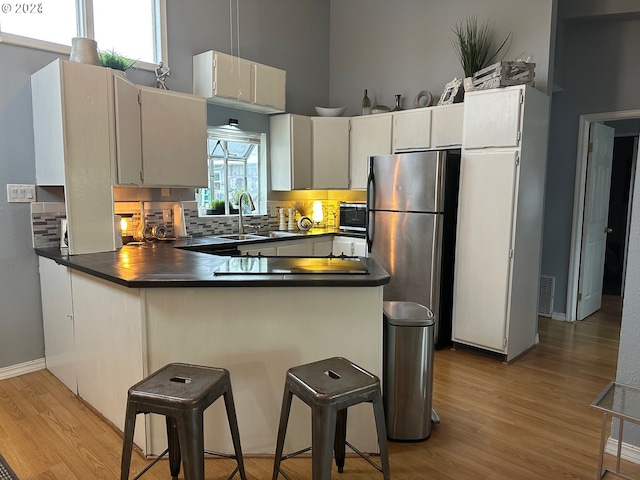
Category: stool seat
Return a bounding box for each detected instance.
[272,357,391,480]
[120,363,247,480]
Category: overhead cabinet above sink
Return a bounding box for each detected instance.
[193,50,286,114]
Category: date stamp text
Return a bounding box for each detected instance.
[1,3,43,14]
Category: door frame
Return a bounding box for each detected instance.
[566,109,640,322]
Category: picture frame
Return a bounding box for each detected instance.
[437,78,463,105]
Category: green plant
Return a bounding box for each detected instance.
[209,199,225,210]
[98,49,137,71]
[451,15,510,78]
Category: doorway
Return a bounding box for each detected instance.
[566,110,640,322]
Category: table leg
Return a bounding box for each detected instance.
[598,413,608,480]
[616,418,624,473]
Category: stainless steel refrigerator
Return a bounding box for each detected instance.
[367,150,460,348]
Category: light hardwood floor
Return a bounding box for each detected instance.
[1,296,639,479]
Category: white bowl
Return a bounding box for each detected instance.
[315,106,346,117]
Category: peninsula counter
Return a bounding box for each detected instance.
[36,243,389,456]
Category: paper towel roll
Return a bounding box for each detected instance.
[173,204,188,238]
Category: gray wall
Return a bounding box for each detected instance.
[542,5,640,315]
[0,0,330,370]
[328,0,556,115]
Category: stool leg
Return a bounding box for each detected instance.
[272,386,294,480]
[223,387,248,480]
[176,411,205,480]
[312,405,337,480]
[371,394,391,480]
[334,408,347,473]
[166,416,182,480]
[120,402,137,480]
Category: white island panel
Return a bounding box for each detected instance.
[143,285,384,455]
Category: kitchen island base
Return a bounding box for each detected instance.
[67,268,384,456]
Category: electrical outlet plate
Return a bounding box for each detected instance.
[7,184,36,203]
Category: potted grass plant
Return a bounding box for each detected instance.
[451,15,510,91]
[98,49,137,74]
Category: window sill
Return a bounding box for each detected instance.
[0,32,161,72]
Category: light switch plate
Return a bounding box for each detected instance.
[7,184,36,203]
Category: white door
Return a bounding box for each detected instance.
[577,123,615,320]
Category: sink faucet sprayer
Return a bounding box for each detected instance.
[238,192,256,234]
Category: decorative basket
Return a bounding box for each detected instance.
[472,61,535,91]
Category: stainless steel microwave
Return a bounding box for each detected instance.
[339,202,367,232]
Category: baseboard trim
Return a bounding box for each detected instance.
[551,312,568,321]
[606,437,640,465]
[0,358,46,380]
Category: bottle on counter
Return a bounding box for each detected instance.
[288,208,296,231]
[279,208,286,231]
[362,89,371,115]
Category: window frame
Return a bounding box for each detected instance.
[199,126,267,217]
[0,0,167,71]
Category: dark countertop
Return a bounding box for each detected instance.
[34,230,386,289]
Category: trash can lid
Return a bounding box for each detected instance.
[383,301,434,327]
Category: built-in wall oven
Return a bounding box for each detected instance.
[339,202,367,233]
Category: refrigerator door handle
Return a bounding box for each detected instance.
[366,157,375,253]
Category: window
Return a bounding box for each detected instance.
[0,0,165,68]
[197,126,266,216]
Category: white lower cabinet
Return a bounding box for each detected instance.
[238,237,334,257]
[332,236,367,257]
[39,257,76,394]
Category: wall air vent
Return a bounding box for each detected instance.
[538,275,555,317]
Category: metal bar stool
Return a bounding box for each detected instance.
[272,357,391,480]
[120,363,247,480]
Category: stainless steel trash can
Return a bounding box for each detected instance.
[383,301,438,441]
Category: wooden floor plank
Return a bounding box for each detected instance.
[1,295,639,479]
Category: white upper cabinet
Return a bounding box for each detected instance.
[463,88,522,149]
[311,117,350,189]
[113,75,143,186]
[350,114,393,190]
[270,114,312,190]
[31,59,115,254]
[113,82,207,188]
[138,86,207,187]
[393,109,432,152]
[193,50,286,114]
[431,103,464,148]
[253,62,286,112]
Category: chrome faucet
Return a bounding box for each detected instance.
[237,192,256,234]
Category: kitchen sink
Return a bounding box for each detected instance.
[215,234,265,241]
[257,231,303,238]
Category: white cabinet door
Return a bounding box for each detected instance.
[333,237,366,257]
[277,242,308,256]
[312,117,350,189]
[114,74,142,186]
[193,50,252,103]
[238,245,278,256]
[352,238,367,257]
[39,257,77,394]
[463,89,522,149]
[350,114,392,190]
[139,87,207,187]
[431,104,464,148]
[253,63,286,111]
[270,114,312,190]
[453,150,519,352]
[393,109,432,152]
[309,239,333,257]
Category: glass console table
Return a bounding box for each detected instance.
[591,381,640,479]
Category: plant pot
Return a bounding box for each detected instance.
[69,37,100,66]
[463,77,476,93]
[206,209,225,215]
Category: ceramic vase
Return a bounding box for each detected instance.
[69,37,100,66]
